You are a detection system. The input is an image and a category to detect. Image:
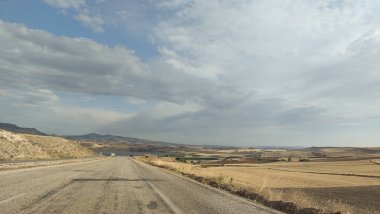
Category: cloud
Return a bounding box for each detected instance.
[44,0,109,33]
[0,20,209,103]
[107,0,380,145]
[3,0,380,146]
[44,0,150,34]
[152,0,380,119]
[75,12,105,32]
[44,0,86,9]
[0,88,133,135]
[1,89,59,107]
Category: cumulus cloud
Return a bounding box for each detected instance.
[152,0,380,119]
[0,20,212,136]
[3,0,380,146]
[0,20,209,103]
[113,0,380,145]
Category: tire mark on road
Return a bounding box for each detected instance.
[19,179,75,213]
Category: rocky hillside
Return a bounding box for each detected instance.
[0,129,95,160]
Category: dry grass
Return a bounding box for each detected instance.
[0,130,95,160]
[22,134,95,159]
[139,156,380,213]
[0,130,49,160]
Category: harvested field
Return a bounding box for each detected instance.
[139,156,380,214]
[283,185,380,213]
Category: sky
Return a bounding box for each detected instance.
[1,0,380,147]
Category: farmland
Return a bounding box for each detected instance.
[138,147,380,214]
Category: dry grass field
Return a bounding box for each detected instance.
[139,156,380,214]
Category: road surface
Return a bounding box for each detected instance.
[0,157,279,214]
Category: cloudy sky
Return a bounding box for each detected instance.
[1,0,380,146]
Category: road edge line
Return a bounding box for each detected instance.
[134,159,282,214]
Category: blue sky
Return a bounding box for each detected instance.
[0,0,159,57]
[1,0,380,146]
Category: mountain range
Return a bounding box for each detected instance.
[0,122,181,147]
[0,122,241,148]
[0,122,48,136]
[64,133,181,146]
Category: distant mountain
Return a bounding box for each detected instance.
[0,122,47,136]
[200,144,238,149]
[64,133,181,147]
[65,133,127,142]
[256,146,305,150]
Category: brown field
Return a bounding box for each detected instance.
[138,155,380,214]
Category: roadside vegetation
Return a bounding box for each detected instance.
[138,156,380,214]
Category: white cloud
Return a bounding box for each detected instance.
[1,89,59,107]
[75,13,105,32]
[52,105,133,127]
[44,0,152,34]
[44,0,86,9]
[134,0,380,145]
[152,0,380,120]
[0,88,133,135]
[44,0,110,33]
[0,20,207,103]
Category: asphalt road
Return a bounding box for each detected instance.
[0,157,279,214]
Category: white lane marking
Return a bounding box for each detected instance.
[0,193,27,205]
[136,160,281,214]
[130,159,183,214]
[146,180,183,214]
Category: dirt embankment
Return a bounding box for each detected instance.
[0,129,95,160]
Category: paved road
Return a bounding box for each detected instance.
[0,157,279,214]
